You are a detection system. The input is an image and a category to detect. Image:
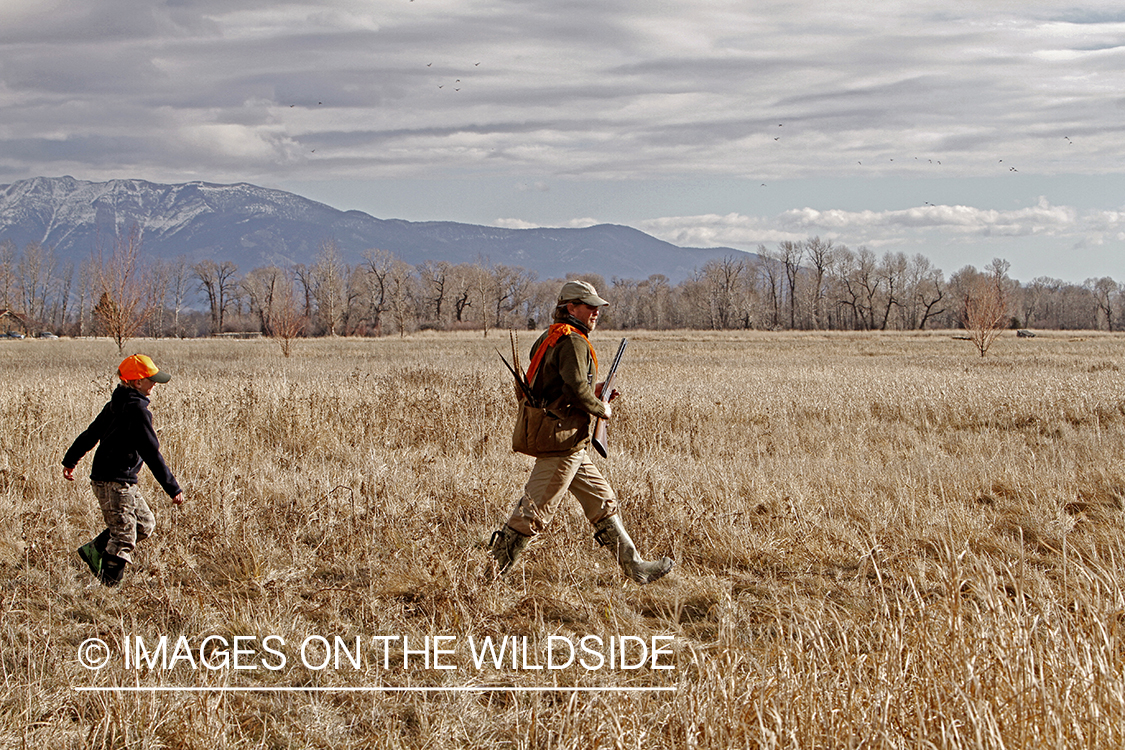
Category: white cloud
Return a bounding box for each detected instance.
[178,123,300,162]
[496,217,599,229]
[637,198,1122,251]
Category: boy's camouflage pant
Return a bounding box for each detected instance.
[91,481,156,563]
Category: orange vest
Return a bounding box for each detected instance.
[525,324,598,388]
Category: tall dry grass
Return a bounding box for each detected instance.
[2,330,1123,749]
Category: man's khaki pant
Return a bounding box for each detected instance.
[91,481,156,563]
[505,449,617,537]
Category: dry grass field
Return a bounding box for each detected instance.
[3,329,1124,749]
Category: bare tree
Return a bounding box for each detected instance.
[0,240,18,310]
[166,256,191,338]
[804,237,834,330]
[49,261,74,332]
[144,259,170,337]
[417,260,450,329]
[270,270,306,357]
[876,251,908,330]
[640,274,672,330]
[754,246,783,329]
[193,260,239,334]
[833,245,879,330]
[92,225,154,353]
[701,256,745,329]
[291,264,315,320]
[900,254,945,330]
[341,266,365,335]
[1086,277,1120,331]
[386,259,419,337]
[359,248,396,334]
[312,239,347,336]
[964,259,1011,357]
[489,264,536,329]
[242,266,286,334]
[18,241,57,325]
[1018,277,1055,329]
[471,262,493,337]
[449,264,476,325]
[778,240,804,329]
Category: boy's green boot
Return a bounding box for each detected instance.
[77,530,111,578]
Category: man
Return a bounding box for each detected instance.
[489,280,673,584]
[63,354,184,586]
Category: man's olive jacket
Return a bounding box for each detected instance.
[513,325,607,457]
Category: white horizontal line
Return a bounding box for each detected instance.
[75,686,675,693]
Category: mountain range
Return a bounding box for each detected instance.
[0,176,748,282]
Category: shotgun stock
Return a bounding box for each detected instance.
[591,338,627,458]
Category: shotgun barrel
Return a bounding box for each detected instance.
[591,338,627,458]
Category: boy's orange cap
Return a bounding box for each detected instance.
[118,354,171,383]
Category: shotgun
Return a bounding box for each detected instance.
[591,337,627,458]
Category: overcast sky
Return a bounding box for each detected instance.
[2,0,1123,282]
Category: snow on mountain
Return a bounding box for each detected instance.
[0,176,746,282]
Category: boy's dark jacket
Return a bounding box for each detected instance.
[62,385,181,497]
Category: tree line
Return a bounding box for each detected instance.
[1,234,1122,342]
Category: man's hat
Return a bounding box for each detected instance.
[118,354,171,383]
[558,280,609,307]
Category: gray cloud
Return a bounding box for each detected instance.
[1,0,1123,278]
[3,2,1121,178]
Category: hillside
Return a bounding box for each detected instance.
[0,177,747,282]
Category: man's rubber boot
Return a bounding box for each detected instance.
[488,525,530,578]
[77,529,111,579]
[99,554,127,587]
[593,515,673,584]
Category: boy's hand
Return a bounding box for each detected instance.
[63,467,75,481]
[172,492,184,506]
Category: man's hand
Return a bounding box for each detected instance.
[594,382,620,402]
[63,466,75,481]
[171,492,184,506]
[602,401,613,419]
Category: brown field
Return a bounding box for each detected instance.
[3,330,1124,749]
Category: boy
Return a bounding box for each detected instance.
[63,354,184,586]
